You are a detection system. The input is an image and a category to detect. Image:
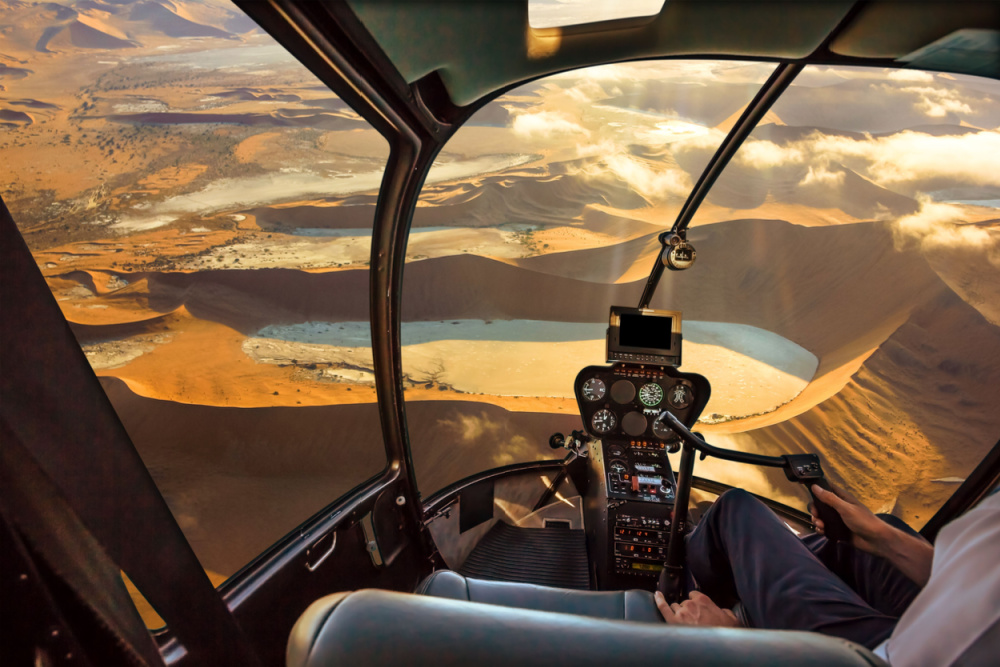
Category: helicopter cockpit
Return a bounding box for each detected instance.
[3,2,999,667]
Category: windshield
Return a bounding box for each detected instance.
[403,60,779,494]
[405,61,1000,526]
[1,0,389,604]
[677,65,1000,523]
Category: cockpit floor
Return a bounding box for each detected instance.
[458,521,591,590]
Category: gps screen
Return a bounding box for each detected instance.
[619,313,674,350]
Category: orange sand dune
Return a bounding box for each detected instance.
[722,284,1000,528]
[47,218,943,361]
[101,377,579,575]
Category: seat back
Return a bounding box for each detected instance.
[288,589,886,667]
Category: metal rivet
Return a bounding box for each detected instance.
[19,573,28,581]
[395,495,406,506]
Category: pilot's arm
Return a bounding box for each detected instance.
[810,484,933,587]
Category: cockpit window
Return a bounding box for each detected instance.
[405,60,1000,525]
[664,65,1000,524]
[403,60,778,495]
[1,0,389,617]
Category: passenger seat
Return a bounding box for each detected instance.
[415,569,663,623]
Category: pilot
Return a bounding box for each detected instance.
[654,485,999,666]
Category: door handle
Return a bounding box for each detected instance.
[305,531,336,572]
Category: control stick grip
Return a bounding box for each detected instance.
[809,478,852,543]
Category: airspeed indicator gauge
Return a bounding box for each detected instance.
[581,377,607,402]
[639,383,663,407]
[591,409,616,434]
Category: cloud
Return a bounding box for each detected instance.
[810,130,1000,189]
[736,139,805,169]
[570,139,693,200]
[564,79,609,104]
[512,110,590,139]
[892,197,996,254]
[800,164,845,187]
[891,85,975,118]
[718,129,1000,197]
[886,70,935,83]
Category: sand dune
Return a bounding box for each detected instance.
[127,0,234,40]
[707,160,920,218]
[100,377,578,576]
[3,97,60,109]
[722,283,1000,528]
[0,0,248,57]
[106,111,367,131]
[0,62,32,80]
[0,108,32,124]
[51,218,942,359]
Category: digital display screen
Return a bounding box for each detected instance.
[619,313,673,350]
[631,562,664,572]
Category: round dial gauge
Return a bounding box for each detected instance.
[581,377,607,402]
[609,460,627,474]
[622,411,648,437]
[652,418,676,440]
[591,409,617,434]
[639,382,664,407]
[610,380,636,404]
[667,383,694,409]
[607,444,625,458]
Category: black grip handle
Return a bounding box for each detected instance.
[809,478,852,543]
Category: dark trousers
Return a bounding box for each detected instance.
[685,489,922,649]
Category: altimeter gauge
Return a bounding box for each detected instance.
[581,377,607,401]
[639,382,664,407]
[591,409,617,434]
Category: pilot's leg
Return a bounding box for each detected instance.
[686,489,897,649]
[802,514,922,618]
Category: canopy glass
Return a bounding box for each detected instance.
[405,61,1000,524]
[0,0,389,591]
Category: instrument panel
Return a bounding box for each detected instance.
[574,364,710,443]
[578,362,710,589]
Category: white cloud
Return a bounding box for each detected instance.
[893,197,995,253]
[887,70,935,83]
[898,85,974,118]
[801,164,845,187]
[736,139,805,169]
[810,130,1000,188]
[512,110,591,139]
[569,140,693,200]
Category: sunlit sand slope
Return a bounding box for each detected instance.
[721,283,1000,527]
[103,377,578,575]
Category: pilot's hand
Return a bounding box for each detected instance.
[810,483,887,554]
[655,590,740,628]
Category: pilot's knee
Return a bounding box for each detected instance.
[715,488,758,513]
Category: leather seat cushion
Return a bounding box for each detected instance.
[287,589,886,667]
[416,569,664,623]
